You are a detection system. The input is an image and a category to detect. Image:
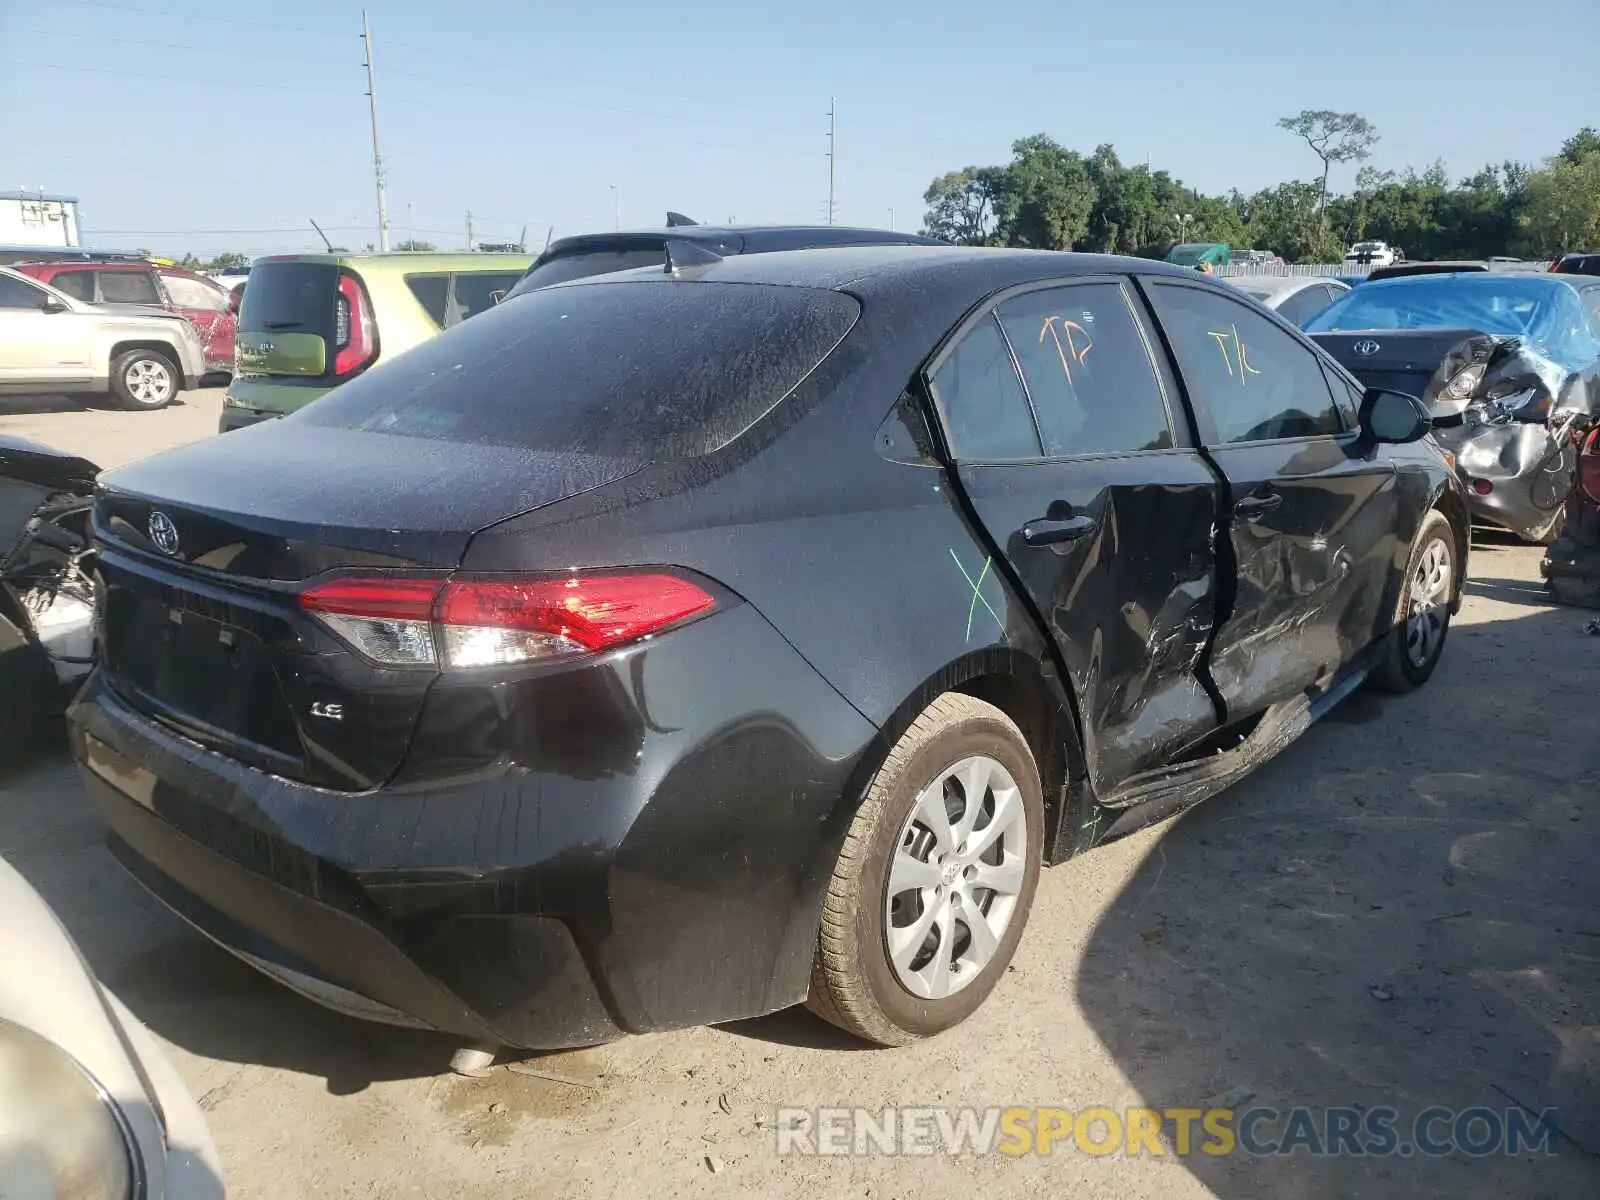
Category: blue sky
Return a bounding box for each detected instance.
[2,0,1596,257]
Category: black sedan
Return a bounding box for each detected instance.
[70,247,1466,1051]
[1306,272,1600,542]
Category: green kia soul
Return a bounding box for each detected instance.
[219,252,531,432]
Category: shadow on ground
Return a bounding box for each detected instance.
[1077,601,1600,1196]
[0,394,97,416]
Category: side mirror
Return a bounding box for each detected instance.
[40,296,68,314]
[1360,387,1431,444]
[227,289,243,314]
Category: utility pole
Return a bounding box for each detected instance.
[361,10,390,252]
[825,97,837,225]
[888,207,895,231]
[610,184,619,231]
[465,210,474,251]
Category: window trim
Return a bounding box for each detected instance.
[921,273,1196,466]
[1141,275,1355,447]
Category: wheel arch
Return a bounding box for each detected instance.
[110,340,182,378]
[857,647,1092,868]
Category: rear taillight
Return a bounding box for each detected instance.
[1579,430,1600,504]
[333,271,376,377]
[298,572,718,668]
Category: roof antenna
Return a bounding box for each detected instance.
[663,238,723,275]
[665,211,698,227]
[308,217,335,251]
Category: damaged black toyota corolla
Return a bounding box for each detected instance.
[70,246,1468,1051]
[1306,272,1600,543]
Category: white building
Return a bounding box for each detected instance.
[0,190,81,249]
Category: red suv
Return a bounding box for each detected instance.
[14,261,237,375]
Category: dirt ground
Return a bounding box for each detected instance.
[3,389,1598,1198]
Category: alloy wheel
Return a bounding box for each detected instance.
[126,359,173,405]
[883,754,1028,999]
[1405,538,1452,668]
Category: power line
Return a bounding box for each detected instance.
[0,59,350,95]
[45,0,344,37]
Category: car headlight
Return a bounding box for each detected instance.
[1441,362,1486,400]
[0,1018,136,1200]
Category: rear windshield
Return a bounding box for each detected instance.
[298,280,861,458]
[511,246,668,293]
[237,261,338,338]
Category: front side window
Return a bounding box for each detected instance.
[161,272,228,311]
[994,283,1173,456]
[1152,282,1342,444]
[0,275,46,309]
[449,272,523,325]
[97,270,161,304]
[928,315,1041,461]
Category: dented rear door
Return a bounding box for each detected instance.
[1143,278,1399,721]
[929,277,1224,796]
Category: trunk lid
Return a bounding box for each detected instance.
[1309,328,1486,406]
[233,259,340,379]
[92,421,640,790]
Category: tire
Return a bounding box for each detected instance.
[806,693,1044,1046]
[109,349,179,410]
[1371,509,1457,693]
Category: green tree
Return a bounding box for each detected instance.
[1518,151,1600,257]
[209,251,249,269]
[395,239,437,252]
[1276,110,1379,222]
[1558,128,1600,167]
[997,134,1097,250]
[921,167,1005,244]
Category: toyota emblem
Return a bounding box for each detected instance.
[147,510,180,556]
[1353,339,1381,357]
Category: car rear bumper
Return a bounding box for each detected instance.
[216,404,280,433]
[68,604,878,1049]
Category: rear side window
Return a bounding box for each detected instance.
[98,270,160,304]
[514,247,668,293]
[994,283,1173,455]
[300,280,860,459]
[236,261,339,338]
[929,316,1042,460]
[51,270,95,302]
[405,274,450,326]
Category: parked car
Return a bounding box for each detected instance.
[72,246,1464,1052]
[0,854,223,1197]
[0,266,205,409]
[1163,242,1230,268]
[14,260,238,376]
[505,215,944,296]
[1542,419,1600,606]
[218,251,533,432]
[1307,272,1600,542]
[1551,252,1600,277]
[0,436,98,768]
[1345,241,1401,267]
[209,265,251,292]
[1227,275,1351,326]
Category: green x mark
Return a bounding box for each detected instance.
[948,548,1005,642]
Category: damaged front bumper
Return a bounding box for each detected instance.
[1431,421,1572,540]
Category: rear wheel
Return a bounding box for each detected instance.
[1372,510,1456,693]
[109,349,178,410]
[806,693,1043,1046]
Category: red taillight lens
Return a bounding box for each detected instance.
[333,271,375,377]
[1472,478,1494,496]
[298,572,717,668]
[1578,430,1600,505]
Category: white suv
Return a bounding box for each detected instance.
[0,266,205,410]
